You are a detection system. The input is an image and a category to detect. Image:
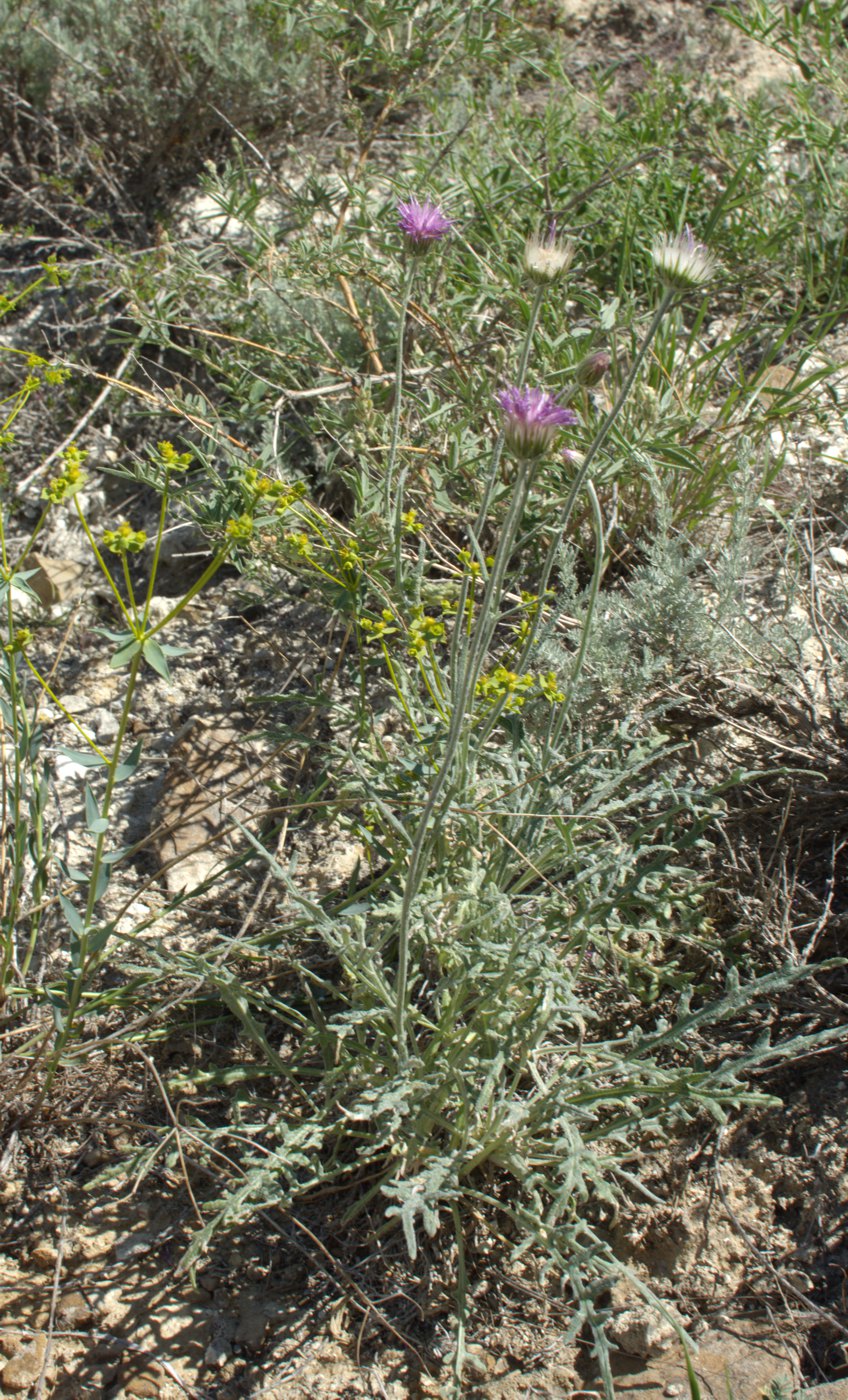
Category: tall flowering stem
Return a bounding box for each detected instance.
[385,262,415,532]
[393,290,556,1060]
[518,288,678,722]
[386,198,452,533]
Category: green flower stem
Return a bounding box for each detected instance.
[143,546,231,640]
[73,498,134,629]
[44,648,145,1091]
[0,589,23,990]
[393,286,547,1058]
[382,644,423,740]
[517,288,676,674]
[385,262,416,525]
[548,476,605,749]
[22,659,109,763]
[142,471,170,628]
[121,553,139,625]
[448,285,545,697]
[13,507,51,572]
[450,1202,469,1398]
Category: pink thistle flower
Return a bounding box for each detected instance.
[498,386,578,461]
[397,197,454,254]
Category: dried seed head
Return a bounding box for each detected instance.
[651,225,716,289]
[524,224,575,285]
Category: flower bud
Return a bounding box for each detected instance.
[574,351,611,387]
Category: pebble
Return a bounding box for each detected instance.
[57,1288,95,1327]
[234,1298,268,1352]
[205,1336,232,1368]
[30,1240,58,1268]
[114,1233,153,1263]
[2,1334,46,1392]
[122,1360,167,1397]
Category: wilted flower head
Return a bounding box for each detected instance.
[524,222,574,285]
[498,386,578,460]
[651,225,716,289]
[397,197,454,254]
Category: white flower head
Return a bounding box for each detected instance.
[652,225,716,289]
[524,222,575,285]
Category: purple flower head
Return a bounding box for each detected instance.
[497,385,578,461]
[397,197,454,254]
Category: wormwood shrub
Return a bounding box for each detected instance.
[0,0,517,231]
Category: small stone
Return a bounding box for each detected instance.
[114,1233,153,1263]
[89,707,120,741]
[609,1304,680,1359]
[2,1334,47,1391]
[205,1336,231,1368]
[664,1386,683,1397]
[122,1360,167,1397]
[30,1240,58,1268]
[828,545,848,567]
[57,1288,94,1327]
[21,553,87,607]
[234,1297,268,1352]
[58,692,92,715]
[0,1332,21,1358]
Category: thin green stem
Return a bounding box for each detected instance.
[393,283,547,1058]
[73,499,133,628]
[43,650,144,1092]
[121,553,139,625]
[386,262,416,525]
[517,289,676,673]
[144,547,230,639]
[22,659,109,763]
[13,507,51,571]
[142,472,170,628]
[548,477,605,751]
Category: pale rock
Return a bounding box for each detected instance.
[609,1320,799,1400]
[2,1333,47,1391]
[22,552,88,606]
[57,1288,95,1327]
[151,717,269,895]
[609,1301,685,1359]
[121,1359,168,1397]
[114,1232,154,1263]
[205,1335,231,1368]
